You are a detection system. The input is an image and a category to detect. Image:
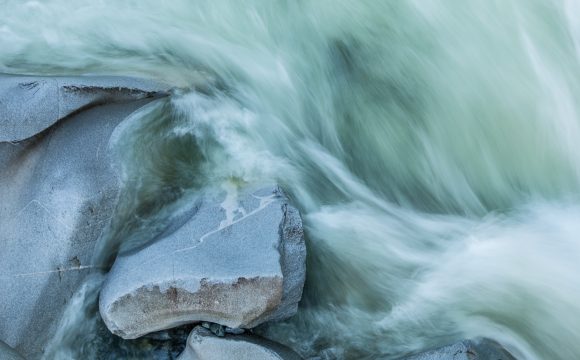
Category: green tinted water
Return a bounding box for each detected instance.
[3,1,580,359]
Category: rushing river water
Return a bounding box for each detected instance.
[4,1,580,359]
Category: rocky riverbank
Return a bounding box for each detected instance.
[0,75,515,360]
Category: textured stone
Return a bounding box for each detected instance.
[398,338,516,360]
[177,326,302,360]
[0,74,169,142]
[0,76,167,358]
[0,340,25,360]
[99,184,306,339]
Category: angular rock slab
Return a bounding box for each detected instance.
[0,74,169,142]
[99,185,306,339]
[399,338,516,360]
[177,326,303,360]
[0,76,167,358]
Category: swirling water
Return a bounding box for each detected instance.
[3,1,580,359]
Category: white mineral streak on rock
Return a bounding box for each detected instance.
[99,185,306,339]
[0,75,168,358]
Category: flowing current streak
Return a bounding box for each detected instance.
[3,1,580,359]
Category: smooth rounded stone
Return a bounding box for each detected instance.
[398,338,516,360]
[177,326,303,360]
[99,184,306,339]
[0,77,166,358]
[0,74,170,142]
[0,340,25,360]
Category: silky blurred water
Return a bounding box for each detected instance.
[3,1,580,359]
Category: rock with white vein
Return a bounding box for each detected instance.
[99,184,306,339]
[0,75,168,358]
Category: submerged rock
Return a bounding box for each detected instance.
[398,338,516,360]
[0,76,168,358]
[0,74,169,142]
[99,185,306,339]
[177,326,302,360]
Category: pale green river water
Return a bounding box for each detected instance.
[3,1,580,359]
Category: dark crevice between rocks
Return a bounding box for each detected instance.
[91,315,193,360]
[87,317,251,360]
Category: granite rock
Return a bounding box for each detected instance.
[177,326,303,360]
[99,184,306,339]
[398,338,516,360]
[0,340,25,360]
[0,76,167,358]
[0,74,169,142]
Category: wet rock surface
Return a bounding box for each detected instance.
[0,76,168,358]
[94,321,193,360]
[0,74,169,142]
[177,326,303,360]
[0,340,25,360]
[398,338,517,360]
[99,185,306,339]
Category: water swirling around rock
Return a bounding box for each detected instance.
[3,1,580,359]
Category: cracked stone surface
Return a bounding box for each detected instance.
[99,184,306,339]
[0,74,170,142]
[397,338,517,360]
[177,326,303,360]
[0,76,167,359]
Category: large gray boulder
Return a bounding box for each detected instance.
[99,185,306,339]
[178,326,302,360]
[398,338,516,360]
[0,74,169,142]
[0,75,168,358]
